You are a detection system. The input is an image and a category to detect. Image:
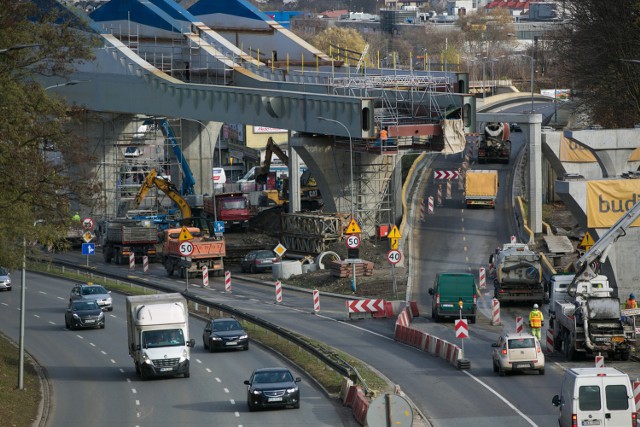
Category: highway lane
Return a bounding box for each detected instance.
[0,272,356,427]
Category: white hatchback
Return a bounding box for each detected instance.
[492,332,545,376]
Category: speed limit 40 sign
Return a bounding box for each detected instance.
[179,241,194,257]
[346,235,361,249]
[387,249,402,264]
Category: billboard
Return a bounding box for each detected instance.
[587,180,640,228]
[540,89,571,101]
[559,136,597,163]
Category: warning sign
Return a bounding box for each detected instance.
[345,219,362,235]
[579,232,595,250]
[387,225,401,239]
[179,226,194,242]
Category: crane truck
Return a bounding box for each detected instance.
[489,242,544,305]
[549,199,640,361]
[158,119,196,196]
[477,122,511,164]
[134,169,226,278]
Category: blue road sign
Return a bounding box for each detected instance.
[82,243,95,255]
[214,221,225,234]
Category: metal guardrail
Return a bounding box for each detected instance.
[37,259,369,393]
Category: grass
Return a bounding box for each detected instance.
[0,261,391,424]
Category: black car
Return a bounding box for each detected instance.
[65,300,105,330]
[202,318,249,352]
[244,367,301,411]
[510,123,522,132]
[240,250,276,273]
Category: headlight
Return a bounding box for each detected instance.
[239,334,248,340]
[286,387,298,393]
[211,336,222,341]
[106,298,112,304]
[142,352,151,362]
[182,348,188,358]
[252,389,262,395]
[72,313,80,319]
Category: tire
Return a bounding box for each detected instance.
[431,308,435,320]
[135,362,140,375]
[115,251,122,265]
[493,360,498,373]
[621,351,631,361]
[203,338,208,350]
[499,365,506,377]
[553,333,563,351]
[65,318,70,329]
[209,341,215,353]
[539,368,545,375]
[469,316,476,324]
[184,371,190,378]
[250,264,256,274]
[165,261,174,277]
[100,323,105,329]
[248,402,256,412]
[243,342,249,351]
[140,369,148,380]
[293,402,300,409]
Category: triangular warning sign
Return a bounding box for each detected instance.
[345,219,362,234]
[580,232,595,249]
[179,226,194,242]
[387,225,401,239]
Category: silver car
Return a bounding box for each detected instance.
[70,283,113,311]
[0,267,11,291]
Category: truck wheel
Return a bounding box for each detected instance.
[165,260,174,276]
[621,351,631,361]
[469,316,476,324]
[553,333,563,351]
[184,371,190,378]
[115,251,122,265]
[135,362,140,375]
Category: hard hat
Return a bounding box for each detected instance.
[631,293,635,299]
[533,304,539,309]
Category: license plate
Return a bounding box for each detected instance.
[268,397,283,402]
[441,304,454,308]
[513,363,531,369]
[582,420,601,426]
[85,319,95,324]
[226,341,237,346]
[160,367,172,372]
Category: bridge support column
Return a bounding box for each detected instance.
[180,120,221,196]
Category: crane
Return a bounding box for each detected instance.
[158,119,196,196]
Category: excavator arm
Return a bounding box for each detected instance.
[255,137,289,184]
[133,169,192,220]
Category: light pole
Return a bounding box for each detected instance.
[519,55,536,113]
[316,116,357,292]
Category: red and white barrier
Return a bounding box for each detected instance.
[546,329,554,354]
[129,253,135,270]
[446,180,452,199]
[595,354,605,368]
[510,235,517,244]
[224,270,231,292]
[516,316,523,334]
[419,199,425,221]
[202,266,209,287]
[313,289,320,312]
[142,256,149,273]
[491,298,501,325]
[428,196,435,214]
[437,185,442,206]
[633,381,640,413]
[275,280,282,303]
[479,267,486,289]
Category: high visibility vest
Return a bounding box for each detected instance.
[529,310,543,328]
[380,129,388,141]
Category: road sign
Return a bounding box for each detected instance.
[455,319,469,339]
[82,231,94,243]
[345,218,362,234]
[82,217,94,230]
[81,243,95,255]
[387,249,402,264]
[346,234,361,249]
[389,238,399,250]
[433,170,460,180]
[274,243,287,257]
[579,231,595,250]
[387,225,401,239]
[179,226,193,242]
[179,241,194,257]
[213,220,225,234]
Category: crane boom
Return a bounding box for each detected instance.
[159,119,196,195]
[133,168,192,220]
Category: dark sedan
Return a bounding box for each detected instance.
[65,300,105,330]
[240,250,276,273]
[202,318,249,352]
[245,367,301,411]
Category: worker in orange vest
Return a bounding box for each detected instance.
[529,304,544,341]
[379,127,388,144]
[625,293,638,309]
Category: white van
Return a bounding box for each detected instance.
[212,167,226,189]
[552,367,636,427]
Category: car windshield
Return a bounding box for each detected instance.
[212,320,241,332]
[82,286,107,295]
[0,267,8,275]
[143,329,185,348]
[508,338,535,349]
[253,371,292,384]
[73,301,99,311]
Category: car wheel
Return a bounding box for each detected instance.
[492,360,498,373]
[248,402,255,412]
[140,369,148,380]
[203,338,208,350]
[243,342,249,351]
[135,362,140,375]
[108,307,113,312]
[539,368,545,375]
[250,264,256,274]
[184,371,190,378]
[100,323,105,329]
[65,318,70,329]
[293,402,300,409]
[498,365,506,377]
[209,341,215,353]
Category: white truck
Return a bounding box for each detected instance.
[549,198,640,361]
[126,293,195,380]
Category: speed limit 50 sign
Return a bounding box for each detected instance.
[346,234,361,249]
[179,241,194,257]
[387,249,402,264]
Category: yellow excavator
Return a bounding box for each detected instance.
[133,168,192,220]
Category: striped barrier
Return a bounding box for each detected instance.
[129,253,135,270]
[633,381,640,414]
[142,256,149,273]
[491,298,501,325]
[446,180,452,199]
[428,196,434,214]
[202,266,209,287]
[479,267,486,289]
[275,280,283,303]
[419,199,425,222]
[224,270,231,292]
[546,328,554,354]
[437,185,442,206]
[313,289,320,312]
[595,354,605,368]
[516,316,523,334]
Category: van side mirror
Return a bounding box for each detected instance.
[552,395,561,406]
[491,343,499,347]
[189,338,196,348]
[428,288,434,295]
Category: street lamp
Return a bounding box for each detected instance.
[316,116,357,292]
[519,54,536,113]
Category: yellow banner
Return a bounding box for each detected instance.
[587,180,640,228]
[559,136,597,162]
[629,148,640,162]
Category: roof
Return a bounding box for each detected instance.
[318,9,348,19]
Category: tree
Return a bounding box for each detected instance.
[310,27,368,66]
[0,2,100,268]
[556,0,640,127]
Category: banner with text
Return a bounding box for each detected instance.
[559,136,597,163]
[629,148,640,162]
[587,180,640,228]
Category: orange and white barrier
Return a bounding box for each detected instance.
[202,266,209,287]
[633,381,640,414]
[595,354,605,368]
[142,256,149,273]
[437,185,442,206]
[491,298,501,325]
[479,267,486,289]
[428,196,434,214]
[313,289,320,312]
[129,253,135,270]
[419,199,425,222]
[275,280,282,303]
[224,271,231,292]
[446,180,452,199]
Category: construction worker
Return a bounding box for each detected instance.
[625,293,638,309]
[379,127,388,144]
[72,211,81,222]
[529,304,544,341]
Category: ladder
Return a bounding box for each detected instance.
[355,44,369,74]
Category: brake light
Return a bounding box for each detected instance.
[436,294,440,304]
[632,412,637,426]
[501,349,507,355]
[473,294,477,304]
[572,414,577,427]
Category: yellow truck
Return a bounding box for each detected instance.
[465,170,498,208]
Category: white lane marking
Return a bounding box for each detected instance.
[136,400,140,406]
[235,411,240,417]
[464,246,468,252]
[39,291,47,295]
[224,388,229,394]
[48,321,55,325]
[462,370,538,426]
[76,335,84,339]
[126,378,131,383]
[57,296,65,301]
[33,314,40,318]
[100,350,107,355]
[215,378,221,383]
[90,342,96,347]
[195,358,202,364]
[131,388,137,394]
[230,399,236,405]
[120,369,125,373]
[1,302,7,307]
[110,359,116,364]
[206,368,212,373]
